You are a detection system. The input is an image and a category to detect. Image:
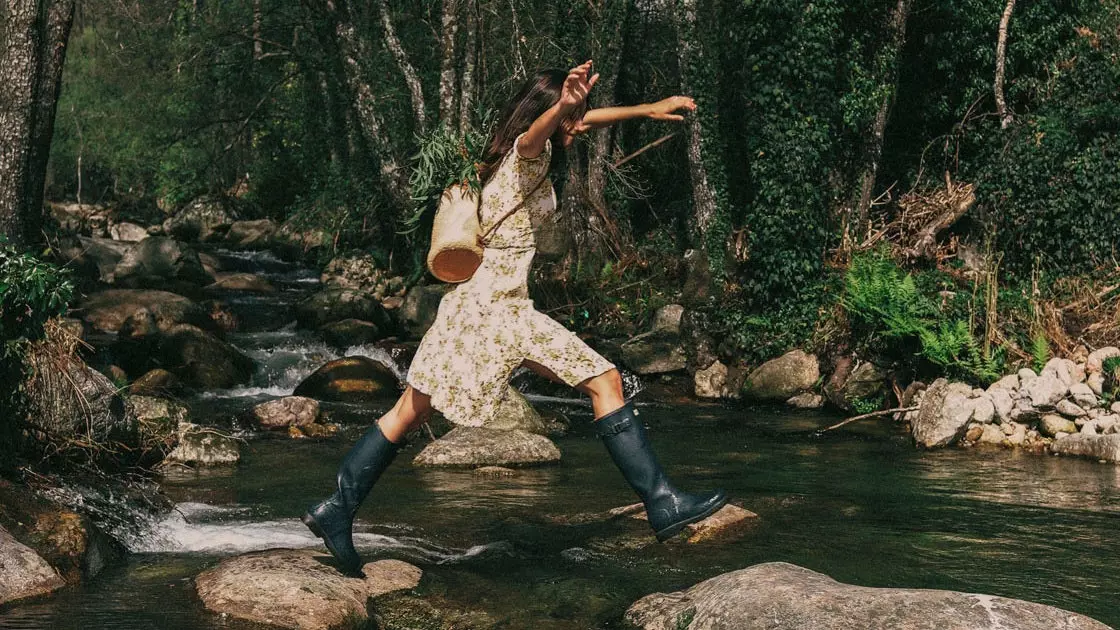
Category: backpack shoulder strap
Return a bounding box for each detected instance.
[477,175,549,246]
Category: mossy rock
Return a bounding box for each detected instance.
[293,356,400,403]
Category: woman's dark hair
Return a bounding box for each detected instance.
[477,69,585,184]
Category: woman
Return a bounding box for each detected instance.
[303,61,727,575]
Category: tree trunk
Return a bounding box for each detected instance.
[438,0,459,126]
[994,0,1016,129]
[0,0,43,246]
[252,0,263,60]
[674,0,720,251]
[312,0,409,211]
[316,70,350,168]
[853,0,912,242]
[25,0,76,241]
[377,0,426,133]
[457,0,477,133]
[585,0,627,222]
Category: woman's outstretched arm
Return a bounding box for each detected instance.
[574,96,697,133]
[517,60,599,159]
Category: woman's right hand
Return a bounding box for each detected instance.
[558,60,599,112]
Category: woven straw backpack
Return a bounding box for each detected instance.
[426,177,545,283]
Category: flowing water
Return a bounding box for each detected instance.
[2,250,1119,629]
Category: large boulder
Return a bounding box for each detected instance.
[911,379,983,448]
[205,272,275,293]
[155,324,254,389]
[624,562,1109,630]
[319,318,383,348]
[826,360,888,410]
[132,395,190,457]
[621,330,688,375]
[129,368,184,397]
[1086,347,1120,374]
[225,219,277,249]
[112,237,212,289]
[650,304,685,334]
[77,289,213,334]
[1040,357,1084,387]
[1040,414,1078,437]
[0,526,66,606]
[413,427,561,467]
[293,356,400,402]
[70,236,133,282]
[742,350,819,401]
[23,348,139,449]
[248,396,320,429]
[694,360,729,399]
[273,222,329,258]
[1051,434,1120,463]
[1021,372,1068,409]
[163,423,240,466]
[108,221,150,242]
[162,195,236,241]
[0,482,126,584]
[295,288,393,330]
[321,253,404,299]
[399,284,452,338]
[195,549,420,630]
[483,387,549,435]
[48,201,111,235]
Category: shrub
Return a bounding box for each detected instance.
[841,249,1004,384]
[0,244,74,350]
[0,244,75,461]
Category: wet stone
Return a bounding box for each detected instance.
[625,562,1111,630]
[195,550,420,630]
[610,502,759,543]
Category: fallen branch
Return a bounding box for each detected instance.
[1061,283,1120,312]
[906,174,975,259]
[817,406,919,434]
[611,133,676,169]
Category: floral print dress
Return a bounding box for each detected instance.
[407,133,616,426]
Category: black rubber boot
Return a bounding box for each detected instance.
[596,402,728,542]
[302,422,400,576]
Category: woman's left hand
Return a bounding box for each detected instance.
[558,60,600,112]
[648,96,697,121]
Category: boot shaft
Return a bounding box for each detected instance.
[336,422,401,509]
[595,403,673,504]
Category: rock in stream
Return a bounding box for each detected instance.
[625,562,1110,630]
[195,550,420,630]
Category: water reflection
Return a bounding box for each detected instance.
[911,448,1120,512]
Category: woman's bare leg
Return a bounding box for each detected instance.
[377,386,433,443]
[579,368,626,419]
[522,359,626,420]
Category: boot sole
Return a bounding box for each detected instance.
[653,495,730,542]
[302,512,362,577]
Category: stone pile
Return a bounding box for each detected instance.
[908,350,1120,462]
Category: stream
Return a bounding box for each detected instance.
[2,249,1118,629]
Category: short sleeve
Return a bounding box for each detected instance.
[509,132,552,193]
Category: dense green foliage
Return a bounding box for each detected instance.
[890,0,1120,278]
[42,0,1120,365]
[0,244,74,352]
